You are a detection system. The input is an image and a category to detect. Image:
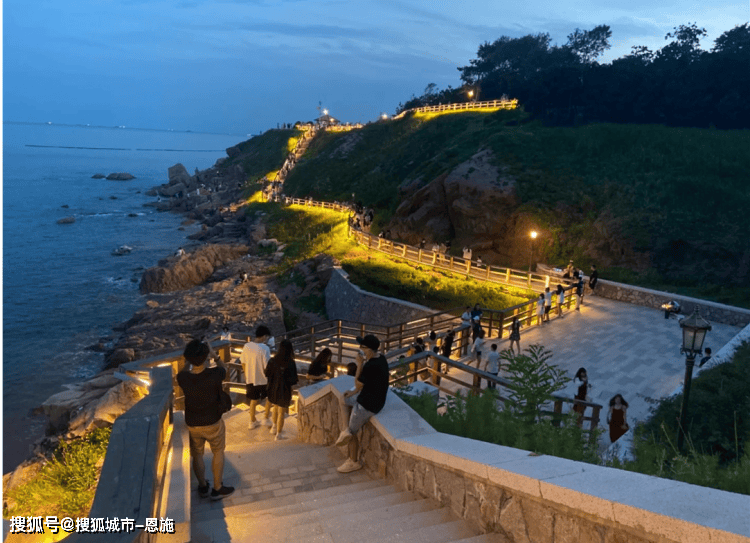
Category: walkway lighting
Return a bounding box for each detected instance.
[529,230,538,273]
[676,308,711,451]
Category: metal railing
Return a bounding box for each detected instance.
[392,99,519,119]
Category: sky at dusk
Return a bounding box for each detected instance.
[3,0,749,136]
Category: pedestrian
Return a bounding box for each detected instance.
[573,368,591,427]
[220,326,231,341]
[471,303,483,321]
[461,306,472,325]
[335,335,389,473]
[588,265,599,294]
[176,339,235,500]
[472,316,482,342]
[699,347,712,368]
[508,315,521,355]
[574,272,584,311]
[463,246,472,261]
[607,394,629,443]
[536,293,545,325]
[240,325,273,429]
[486,343,500,389]
[472,327,485,368]
[556,284,565,317]
[419,238,426,250]
[440,329,455,374]
[544,287,552,322]
[308,347,332,378]
[264,339,299,440]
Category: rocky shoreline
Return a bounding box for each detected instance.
[5,154,333,490]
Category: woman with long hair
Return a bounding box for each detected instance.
[308,347,332,378]
[264,339,299,440]
[573,367,591,427]
[608,394,629,443]
[508,315,521,355]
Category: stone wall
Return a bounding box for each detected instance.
[297,378,750,543]
[594,279,750,327]
[324,267,437,325]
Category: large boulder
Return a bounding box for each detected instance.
[168,163,192,186]
[57,216,76,224]
[139,244,249,293]
[40,372,123,432]
[66,380,146,438]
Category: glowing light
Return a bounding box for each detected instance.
[530,231,538,239]
[323,109,329,115]
[468,90,474,98]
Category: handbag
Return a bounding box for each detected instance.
[219,388,232,414]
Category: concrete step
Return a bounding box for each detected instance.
[328,507,464,543]
[219,497,437,543]
[223,482,402,520]
[358,519,477,543]
[222,479,388,516]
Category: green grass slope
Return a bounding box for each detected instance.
[283,110,750,306]
[223,128,301,181]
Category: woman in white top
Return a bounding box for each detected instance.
[556,284,565,317]
[536,294,545,326]
[471,328,485,368]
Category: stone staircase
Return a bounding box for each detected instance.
[189,414,508,543]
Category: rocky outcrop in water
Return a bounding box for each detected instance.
[57,216,76,224]
[106,172,135,180]
[139,243,249,294]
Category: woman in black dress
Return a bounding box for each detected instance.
[308,348,332,379]
[265,339,299,440]
[573,367,591,427]
[508,315,521,355]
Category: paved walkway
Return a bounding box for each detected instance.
[476,294,741,429]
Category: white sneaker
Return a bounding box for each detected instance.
[248,420,259,430]
[270,425,277,435]
[275,432,284,441]
[265,418,273,427]
[335,428,353,447]
[337,458,362,473]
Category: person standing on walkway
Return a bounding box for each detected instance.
[508,316,521,354]
[335,335,389,473]
[463,246,472,261]
[574,273,584,311]
[240,325,273,429]
[556,284,565,317]
[461,307,472,326]
[471,303,483,322]
[440,329,455,374]
[265,339,299,440]
[588,265,599,295]
[471,327,485,368]
[573,367,591,427]
[607,394,629,443]
[177,339,235,501]
[486,343,500,389]
[543,287,552,322]
[536,293,545,325]
[699,347,712,368]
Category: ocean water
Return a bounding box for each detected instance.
[2,122,244,471]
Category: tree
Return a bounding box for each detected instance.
[500,345,570,422]
[566,25,613,64]
[657,22,707,63]
[712,23,750,57]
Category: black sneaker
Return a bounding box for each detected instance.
[198,482,210,499]
[211,485,235,501]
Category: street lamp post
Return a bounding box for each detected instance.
[677,308,712,451]
[529,231,538,274]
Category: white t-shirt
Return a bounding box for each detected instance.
[544,291,552,306]
[461,311,472,323]
[472,337,485,353]
[240,341,271,386]
[486,351,501,374]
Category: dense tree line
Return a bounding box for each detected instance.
[398,23,750,128]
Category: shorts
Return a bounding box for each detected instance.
[348,401,376,434]
[188,419,226,458]
[545,306,551,314]
[246,383,268,401]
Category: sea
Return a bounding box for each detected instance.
[2,122,245,472]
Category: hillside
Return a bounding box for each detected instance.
[276,110,750,306]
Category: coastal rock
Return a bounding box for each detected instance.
[57,216,76,224]
[92,173,106,179]
[168,163,192,186]
[109,348,136,365]
[106,172,136,180]
[139,243,249,294]
[66,380,146,438]
[40,372,123,432]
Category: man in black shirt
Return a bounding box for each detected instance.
[176,339,235,500]
[334,334,389,473]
